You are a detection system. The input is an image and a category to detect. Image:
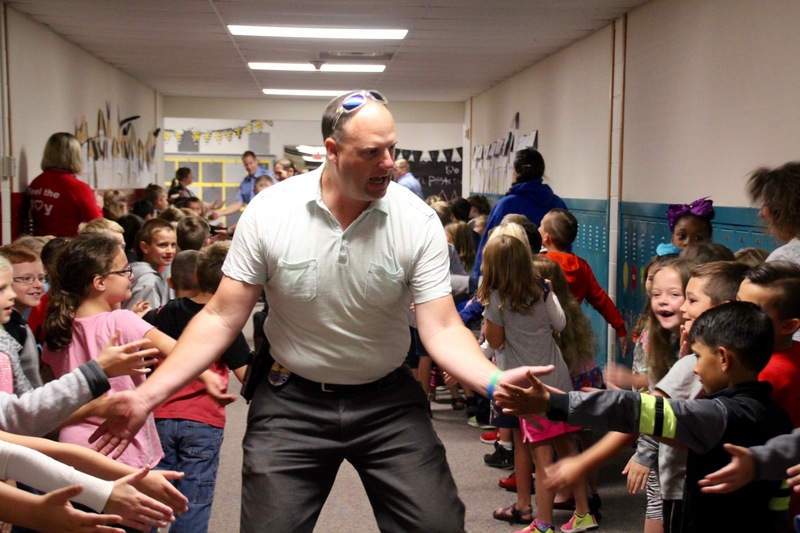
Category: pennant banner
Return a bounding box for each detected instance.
[163,120,274,146]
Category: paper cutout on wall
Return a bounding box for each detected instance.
[76,101,158,189]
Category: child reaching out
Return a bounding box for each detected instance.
[144,245,249,533]
[539,208,628,350]
[545,261,750,533]
[41,234,232,471]
[478,224,597,533]
[498,302,793,532]
[532,255,603,509]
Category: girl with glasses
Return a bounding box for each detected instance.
[40,234,229,476]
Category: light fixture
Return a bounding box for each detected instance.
[262,89,348,97]
[229,25,407,40]
[249,62,385,73]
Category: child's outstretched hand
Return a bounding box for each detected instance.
[493,368,551,416]
[104,467,174,531]
[32,484,124,533]
[787,462,800,493]
[130,301,152,318]
[198,371,237,406]
[678,324,692,357]
[96,331,159,378]
[544,455,586,492]
[133,469,188,515]
[603,362,634,389]
[698,443,755,494]
[622,457,650,494]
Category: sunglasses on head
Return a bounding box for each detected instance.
[330,90,388,133]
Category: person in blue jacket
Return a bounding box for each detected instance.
[471,148,566,284]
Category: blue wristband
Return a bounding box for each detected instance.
[486,369,502,399]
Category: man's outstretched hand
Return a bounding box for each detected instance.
[494,367,553,416]
[88,391,150,459]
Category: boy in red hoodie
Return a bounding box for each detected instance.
[539,208,627,347]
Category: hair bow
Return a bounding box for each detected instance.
[666,197,715,231]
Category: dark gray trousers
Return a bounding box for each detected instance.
[240,367,466,532]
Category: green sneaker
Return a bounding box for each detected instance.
[467,415,494,429]
[561,511,599,532]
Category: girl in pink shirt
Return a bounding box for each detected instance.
[41,234,175,469]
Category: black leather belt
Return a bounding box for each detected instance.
[290,366,405,394]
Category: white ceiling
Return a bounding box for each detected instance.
[7,0,650,102]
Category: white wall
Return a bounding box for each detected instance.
[623,0,800,206]
[6,7,161,191]
[468,26,613,200]
[163,97,465,156]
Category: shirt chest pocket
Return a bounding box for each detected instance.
[274,259,317,302]
[365,263,406,306]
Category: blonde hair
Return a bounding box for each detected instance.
[734,247,769,268]
[41,132,83,174]
[532,256,598,374]
[102,190,127,220]
[487,221,530,249]
[79,218,124,236]
[158,205,186,224]
[0,254,11,273]
[477,230,542,312]
[12,235,51,256]
[429,201,452,226]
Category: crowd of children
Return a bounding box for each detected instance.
[5,150,800,533]
[0,167,256,532]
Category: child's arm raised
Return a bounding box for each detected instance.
[0,439,173,529]
[700,428,800,494]
[543,280,566,333]
[495,370,727,454]
[0,429,188,516]
[0,482,124,533]
[545,431,637,491]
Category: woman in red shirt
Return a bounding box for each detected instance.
[28,132,102,237]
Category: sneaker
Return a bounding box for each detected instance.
[468,416,494,429]
[484,441,514,469]
[516,519,555,533]
[560,512,599,532]
[499,472,517,492]
[499,472,536,493]
[480,429,500,444]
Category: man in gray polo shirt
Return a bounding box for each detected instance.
[91,89,548,532]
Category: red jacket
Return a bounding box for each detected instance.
[544,250,627,338]
[28,169,102,237]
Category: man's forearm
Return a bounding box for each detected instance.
[137,306,242,410]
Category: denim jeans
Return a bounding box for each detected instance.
[155,419,224,533]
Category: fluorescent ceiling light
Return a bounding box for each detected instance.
[262,88,348,97]
[230,25,407,40]
[249,62,385,73]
